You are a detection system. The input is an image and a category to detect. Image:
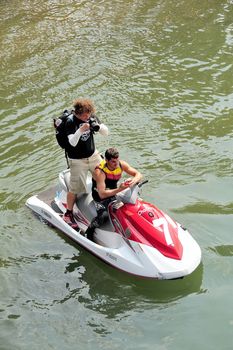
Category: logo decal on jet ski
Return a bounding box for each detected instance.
[106,252,117,261]
[152,218,174,246]
[41,210,52,219]
[138,208,147,216]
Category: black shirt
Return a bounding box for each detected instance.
[65,114,96,159]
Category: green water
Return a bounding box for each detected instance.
[0,1,233,349]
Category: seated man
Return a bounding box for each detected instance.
[85,147,142,241]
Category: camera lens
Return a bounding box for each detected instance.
[89,118,100,132]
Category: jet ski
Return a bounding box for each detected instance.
[26,169,201,279]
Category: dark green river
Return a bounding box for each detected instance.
[1,1,233,349]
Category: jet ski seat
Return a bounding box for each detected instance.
[76,193,97,222]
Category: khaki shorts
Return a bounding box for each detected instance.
[69,151,102,194]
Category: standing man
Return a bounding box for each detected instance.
[85,147,142,241]
[63,98,108,228]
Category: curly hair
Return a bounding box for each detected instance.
[73,98,96,115]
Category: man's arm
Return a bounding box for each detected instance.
[94,169,129,200]
[121,160,142,186]
[67,120,90,147]
[94,115,109,136]
[99,123,109,136]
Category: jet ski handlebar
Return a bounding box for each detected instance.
[116,179,148,204]
[138,180,149,188]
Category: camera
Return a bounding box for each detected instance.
[89,117,100,132]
